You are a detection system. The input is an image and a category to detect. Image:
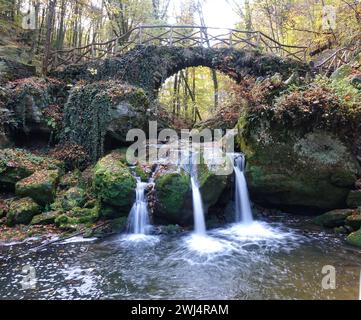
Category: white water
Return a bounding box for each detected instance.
[234,155,253,224]
[127,178,151,235]
[191,177,207,236]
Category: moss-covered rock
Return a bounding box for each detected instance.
[85,217,128,238]
[347,190,361,208]
[314,209,354,228]
[4,77,66,137]
[93,152,136,214]
[61,81,153,161]
[345,214,361,231]
[238,124,360,212]
[346,228,361,247]
[31,211,60,225]
[15,169,60,205]
[55,205,100,229]
[58,170,81,189]
[6,197,41,226]
[0,148,63,190]
[0,57,36,85]
[198,163,229,212]
[61,187,86,211]
[155,168,191,224]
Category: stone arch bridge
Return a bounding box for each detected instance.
[53,45,310,96]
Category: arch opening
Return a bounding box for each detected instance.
[158,66,238,128]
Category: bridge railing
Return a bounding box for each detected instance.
[47,25,309,72]
[314,45,360,76]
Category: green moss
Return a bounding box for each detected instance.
[31,211,60,225]
[93,153,136,211]
[198,163,228,209]
[134,165,150,182]
[0,148,63,190]
[6,197,41,226]
[15,169,60,205]
[55,204,100,228]
[346,228,361,247]
[313,209,354,228]
[155,170,190,219]
[61,187,86,211]
[239,124,359,211]
[61,81,151,161]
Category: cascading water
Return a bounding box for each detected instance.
[127,178,151,235]
[234,154,253,224]
[190,176,207,235]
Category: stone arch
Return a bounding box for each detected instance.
[53,45,311,97]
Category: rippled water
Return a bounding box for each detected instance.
[1,217,361,300]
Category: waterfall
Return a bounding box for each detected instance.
[127,178,151,235]
[191,176,207,235]
[234,154,253,224]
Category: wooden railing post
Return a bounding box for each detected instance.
[169,27,174,46]
[138,25,143,45]
[256,32,261,50]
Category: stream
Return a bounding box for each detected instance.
[1,215,361,300]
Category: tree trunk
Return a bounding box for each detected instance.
[42,0,57,75]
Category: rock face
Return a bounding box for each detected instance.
[239,126,360,213]
[4,77,66,139]
[346,190,361,208]
[61,81,154,161]
[154,164,229,226]
[60,187,86,211]
[93,152,136,216]
[6,197,40,226]
[31,211,60,225]
[15,169,60,205]
[155,168,191,224]
[313,209,354,228]
[0,148,63,191]
[0,58,36,85]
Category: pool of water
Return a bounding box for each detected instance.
[1,217,361,300]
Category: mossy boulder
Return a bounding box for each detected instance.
[4,77,66,136]
[6,197,41,226]
[155,168,191,224]
[0,148,63,190]
[61,81,153,161]
[198,163,229,212]
[15,170,60,205]
[61,187,86,211]
[346,228,361,247]
[55,205,100,229]
[238,123,360,213]
[93,152,136,214]
[314,209,354,228]
[31,211,60,225]
[346,190,361,208]
[0,58,36,85]
[345,214,361,231]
